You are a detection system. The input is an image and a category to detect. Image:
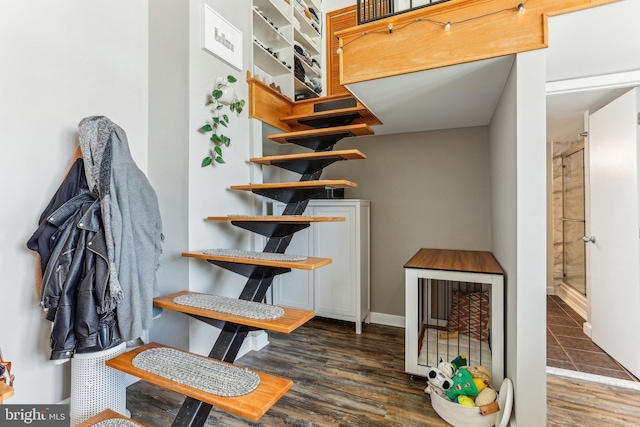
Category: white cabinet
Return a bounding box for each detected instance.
[272,199,370,333]
[252,0,323,101]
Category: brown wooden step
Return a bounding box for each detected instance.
[267,124,373,144]
[282,105,382,130]
[75,409,146,426]
[154,291,315,333]
[182,250,332,270]
[250,149,366,165]
[231,180,357,192]
[105,343,292,421]
[207,215,345,222]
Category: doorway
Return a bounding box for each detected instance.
[546,79,640,383]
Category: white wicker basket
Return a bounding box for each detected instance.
[431,378,513,427]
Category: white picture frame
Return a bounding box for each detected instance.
[202,4,243,71]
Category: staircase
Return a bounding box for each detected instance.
[101,94,377,427]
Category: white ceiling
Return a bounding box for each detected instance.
[345,55,636,143]
[346,55,515,136]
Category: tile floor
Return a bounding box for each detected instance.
[547,295,638,382]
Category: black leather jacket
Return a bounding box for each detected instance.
[40,192,119,360]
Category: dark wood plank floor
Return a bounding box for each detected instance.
[126,318,448,426]
[126,317,640,426]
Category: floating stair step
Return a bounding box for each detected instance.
[251,149,367,175]
[281,105,382,130]
[75,409,146,427]
[105,343,293,421]
[183,249,332,270]
[154,291,315,333]
[207,215,345,237]
[231,180,357,203]
[207,215,346,222]
[267,124,373,151]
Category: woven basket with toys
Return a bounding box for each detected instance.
[425,356,513,427]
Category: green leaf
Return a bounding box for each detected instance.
[212,89,223,99]
[236,106,243,114]
[210,134,221,143]
[222,114,229,123]
[219,121,227,128]
[222,136,231,146]
[198,124,212,132]
[216,104,224,110]
[227,75,237,83]
[214,156,226,164]
[214,146,223,156]
[229,104,235,112]
[239,100,245,106]
[212,117,220,124]
[201,156,212,167]
[205,99,214,106]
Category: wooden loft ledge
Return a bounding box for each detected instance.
[247,71,381,132]
[334,0,617,85]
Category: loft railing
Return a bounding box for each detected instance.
[357,0,452,24]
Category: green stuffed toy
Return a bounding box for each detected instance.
[451,355,467,371]
[446,366,479,400]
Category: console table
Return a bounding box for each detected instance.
[404,248,505,388]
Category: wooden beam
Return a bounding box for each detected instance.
[335,0,618,85]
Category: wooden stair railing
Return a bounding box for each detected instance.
[106,91,378,427]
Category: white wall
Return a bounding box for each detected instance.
[490,50,547,427]
[148,0,191,350]
[0,1,149,404]
[323,127,492,316]
[186,0,257,357]
[547,0,640,82]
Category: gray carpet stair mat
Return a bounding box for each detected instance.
[132,348,260,397]
[202,248,307,262]
[173,293,285,320]
[93,420,140,427]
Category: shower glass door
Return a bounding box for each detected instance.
[562,148,586,295]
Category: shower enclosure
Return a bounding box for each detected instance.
[561,145,586,295]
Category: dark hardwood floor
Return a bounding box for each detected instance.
[126,318,447,426]
[126,317,640,426]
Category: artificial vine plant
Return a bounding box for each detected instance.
[198,75,246,166]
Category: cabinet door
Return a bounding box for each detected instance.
[313,205,356,318]
[271,205,314,311]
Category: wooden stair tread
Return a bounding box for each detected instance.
[251,149,366,165]
[207,215,345,222]
[231,180,357,191]
[281,106,382,128]
[182,251,332,270]
[267,124,373,144]
[75,409,145,427]
[105,343,292,421]
[154,291,315,333]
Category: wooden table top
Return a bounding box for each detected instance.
[404,248,503,275]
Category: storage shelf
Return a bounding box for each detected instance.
[253,41,292,77]
[294,77,319,98]
[254,0,291,28]
[293,6,320,39]
[295,52,321,78]
[252,0,322,100]
[294,28,320,57]
[253,10,291,50]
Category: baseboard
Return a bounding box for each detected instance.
[238,330,270,358]
[583,322,592,338]
[558,283,587,320]
[369,312,405,328]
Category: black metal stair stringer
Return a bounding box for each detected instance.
[172,108,348,427]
